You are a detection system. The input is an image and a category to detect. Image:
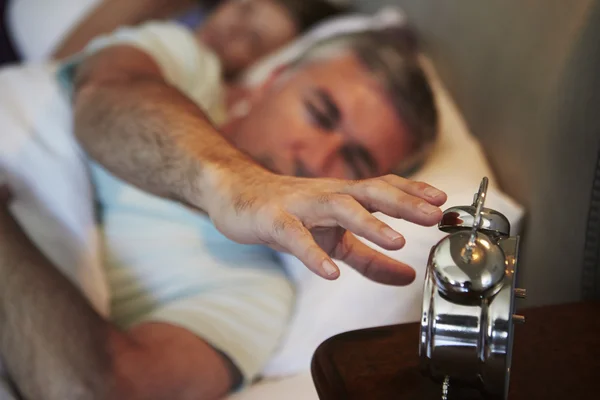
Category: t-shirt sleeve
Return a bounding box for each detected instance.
[56,22,224,121]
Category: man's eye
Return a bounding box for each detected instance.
[305,101,336,131]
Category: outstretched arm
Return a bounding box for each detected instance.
[73,44,256,212]
[73,44,447,284]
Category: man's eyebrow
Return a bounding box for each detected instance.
[341,145,378,179]
[314,88,341,123]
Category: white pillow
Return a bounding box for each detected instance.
[260,54,525,377]
[240,6,407,87]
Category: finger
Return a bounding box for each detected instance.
[344,181,443,226]
[377,175,447,206]
[271,213,341,280]
[316,194,406,251]
[333,232,416,286]
[376,175,447,206]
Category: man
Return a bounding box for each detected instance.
[0,22,445,400]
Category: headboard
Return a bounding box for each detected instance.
[353,0,600,306]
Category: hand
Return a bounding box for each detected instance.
[206,169,447,285]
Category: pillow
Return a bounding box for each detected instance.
[239,6,407,87]
[258,50,525,377]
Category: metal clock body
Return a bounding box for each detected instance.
[419,177,526,399]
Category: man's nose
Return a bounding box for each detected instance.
[293,134,345,175]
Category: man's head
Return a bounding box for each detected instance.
[197,0,349,77]
[222,28,438,180]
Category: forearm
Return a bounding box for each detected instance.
[52,0,197,60]
[74,79,262,213]
[0,208,117,400]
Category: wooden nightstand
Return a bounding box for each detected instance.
[312,302,600,400]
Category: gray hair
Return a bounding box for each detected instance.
[290,27,438,177]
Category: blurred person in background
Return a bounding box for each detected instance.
[0,24,444,400]
[5,0,350,78]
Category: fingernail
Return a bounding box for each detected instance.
[424,187,443,199]
[382,227,404,242]
[419,202,439,215]
[322,260,338,276]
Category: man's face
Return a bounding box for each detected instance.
[224,54,415,180]
[198,0,298,77]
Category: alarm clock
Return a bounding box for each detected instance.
[419,177,526,399]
